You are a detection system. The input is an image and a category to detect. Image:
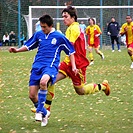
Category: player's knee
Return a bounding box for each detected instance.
[74,87,84,95]
[29,93,36,100]
[128,49,132,56]
[96,51,99,54]
[40,80,47,89]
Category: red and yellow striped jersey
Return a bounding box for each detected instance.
[63,22,89,68]
[86,25,102,45]
[120,22,133,45]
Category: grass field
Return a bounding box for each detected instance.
[0,46,133,133]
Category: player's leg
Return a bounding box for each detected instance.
[88,46,94,65]
[74,81,110,96]
[31,63,67,113]
[41,72,66,126]
[29,85,39,108]
[71,67,110,96]
[82,80,110,96]
[35,74,50,122]
[94,46,104,60]
[111,36,115,52]
[29,69,40,112]
[37,74,50,112]
[44,62,67,111]
[44,84,55,111]
[32,82,57,113]
[30,84,55,113]
[115,36,121,52]
[127,45,133,68]
[29,85,48,122]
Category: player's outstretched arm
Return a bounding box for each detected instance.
[69,54,78,75]
[9,46,28,53]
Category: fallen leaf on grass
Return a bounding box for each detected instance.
[80,125,84,127]
[7,95,12,98]
[9,130,16,133]
[33,129,38,132]
[21,127,25,129]
[64,124,68,127]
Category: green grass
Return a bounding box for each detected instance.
[0,46,133,133]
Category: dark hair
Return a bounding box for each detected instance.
[39,14,53,27]
[111,17,115,19]
[88,18,95,24]
[62,6,77,22]
[126,15,132,18]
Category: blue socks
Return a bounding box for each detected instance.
[36,90,47,116]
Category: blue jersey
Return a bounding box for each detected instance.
[107,21,120,36]
[79,24,86,33]
[24,28,75,85]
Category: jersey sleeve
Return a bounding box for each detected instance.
[96,25,102,34]
[66,25,80,44]
[60,35,75,56]
[86,26,89,35]
[119,24,126,35]
[24,32,39,50]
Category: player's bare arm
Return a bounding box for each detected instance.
[9,46,28,53]
[69,53,78,75]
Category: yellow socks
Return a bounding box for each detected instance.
[44,84,55,111]
[83,83,106,94]
[130,55,133,61]
[98,50,103,56]
[89,52,94,61]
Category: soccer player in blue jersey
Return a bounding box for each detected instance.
[9,14,78,127]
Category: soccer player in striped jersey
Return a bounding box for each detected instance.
[41,6,110,122]
[86,18,104,65]
[9,14,78,126]
[119,15,133,68]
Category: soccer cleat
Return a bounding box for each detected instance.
[35,112,42,121]
[31,108,36,113]
[101,53,104,60]
[31,107,51,118]
[118,49,121,52]
[90,61,94,65]
[41,110,51,127]
[102,80,110,96]
[130,62,133,68]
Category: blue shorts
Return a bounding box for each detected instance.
[29,67,58,86]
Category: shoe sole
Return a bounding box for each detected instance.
[31,108,51,119]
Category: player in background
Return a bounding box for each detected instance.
[79,21,87,49]
[30,6,110,126]
[35,21,41,32]
[86,18,104,65]
[107,17,121,52]
[79,21,86,33]
[119,15,133,68]
[9,14,78,126]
